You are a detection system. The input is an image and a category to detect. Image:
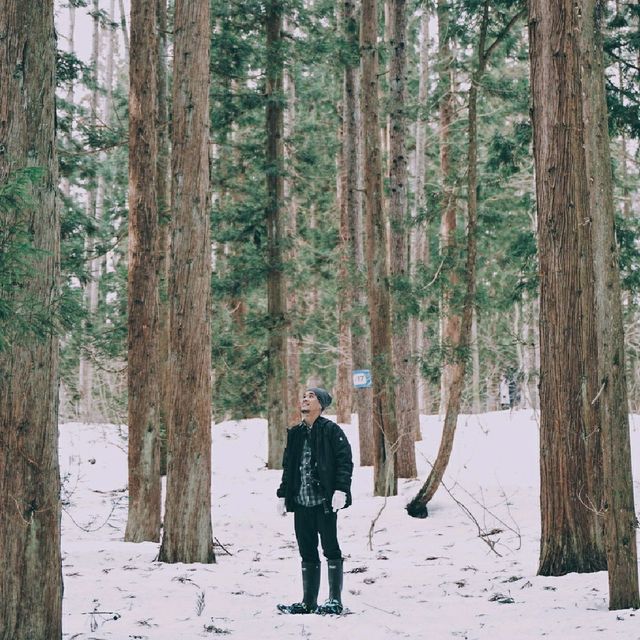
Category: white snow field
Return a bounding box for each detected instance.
[59,410,640,639]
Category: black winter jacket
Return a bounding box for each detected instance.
[276,416,353,512]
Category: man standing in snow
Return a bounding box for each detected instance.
[276,387,353,615]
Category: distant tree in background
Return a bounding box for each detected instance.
[209,0,266,421]
[340,0,374,464]
[362,0,398,497]
[265,0,290,469]
[436,0,460,415]
[388,0,418,479]
[0,1,63,637]
[283,30,303,426]
[78,0,101,421]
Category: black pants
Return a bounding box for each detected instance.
[294,504,342,563]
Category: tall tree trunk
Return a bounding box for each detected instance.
[158,0,215,564]
[336,139,353,423]
[119,0,130,60]
[283,61,302,425]
[307,203,320,315]
[125,0,161,543]
[156,0,171,476]
[62,3,76,201]
[411,6,430,423]
[362,0,398,497]
[266,0,289,468]
[80,1,102,421]
[529,0,606,575]
[522,294,537,410]
[345,9,374,465]
[100,0,116,305]
[407,3,523,518]
[471,307,481,413]
[0,1,62,637]
[388,0,417,478]
[580,0,640,609]
[336,3,354,425]
[437,0,459,414]
[407,2,487,518]
[103,0,116,125]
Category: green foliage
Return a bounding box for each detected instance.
[604,3,640,138]
[51,0,640,417]
[616,213,640,304]
[208,0,343,417]
[56,51,92,86]
[55,20,131,418]
[0,169,55,351]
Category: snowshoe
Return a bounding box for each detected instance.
[316,598,343,615]
[277,601,317,614]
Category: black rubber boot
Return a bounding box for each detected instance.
[317,559,343,615]
[277,561,321,614]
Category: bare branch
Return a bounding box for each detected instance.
[368,498,387,551]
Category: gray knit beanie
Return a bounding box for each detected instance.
[308,387,332,411]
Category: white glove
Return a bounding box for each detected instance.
[277,497,287,516]
[331,490,347,511]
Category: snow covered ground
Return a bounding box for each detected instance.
[59,410,640,640]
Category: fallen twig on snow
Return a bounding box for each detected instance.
[455,481,522,552]
[62,495,125,533]
[213,537,233,555]
[415,450,522,555]
[368,498,387,551]
[361,601,401,617]
[437,478,503,557]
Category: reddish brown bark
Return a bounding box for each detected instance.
[158,0,214,564]
[388,0,417,478]
[0,1,62,637]
[265,0,290,468]
[156,0,171,476]
[529,0,606,575]
[125,0,162,544]
[342,0,373,465]
[337,83,353,424]
[580,0,639,609]
[362,0,398,496]
[284,66,302,426]
[437,0,460,413]
[407,3,524,517]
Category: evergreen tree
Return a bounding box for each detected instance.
[407,0,526,518]
[388,0,418,478]
[362,0,398,497]
[265,0,290,469]
[340,0,375,462]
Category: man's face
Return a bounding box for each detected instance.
[300,390,322,416]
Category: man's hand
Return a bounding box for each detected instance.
[331,490,347,511]
[277,497,287,516]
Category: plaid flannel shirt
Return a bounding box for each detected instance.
[295,428,324,507]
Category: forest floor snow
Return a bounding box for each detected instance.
[59,410,640,640]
